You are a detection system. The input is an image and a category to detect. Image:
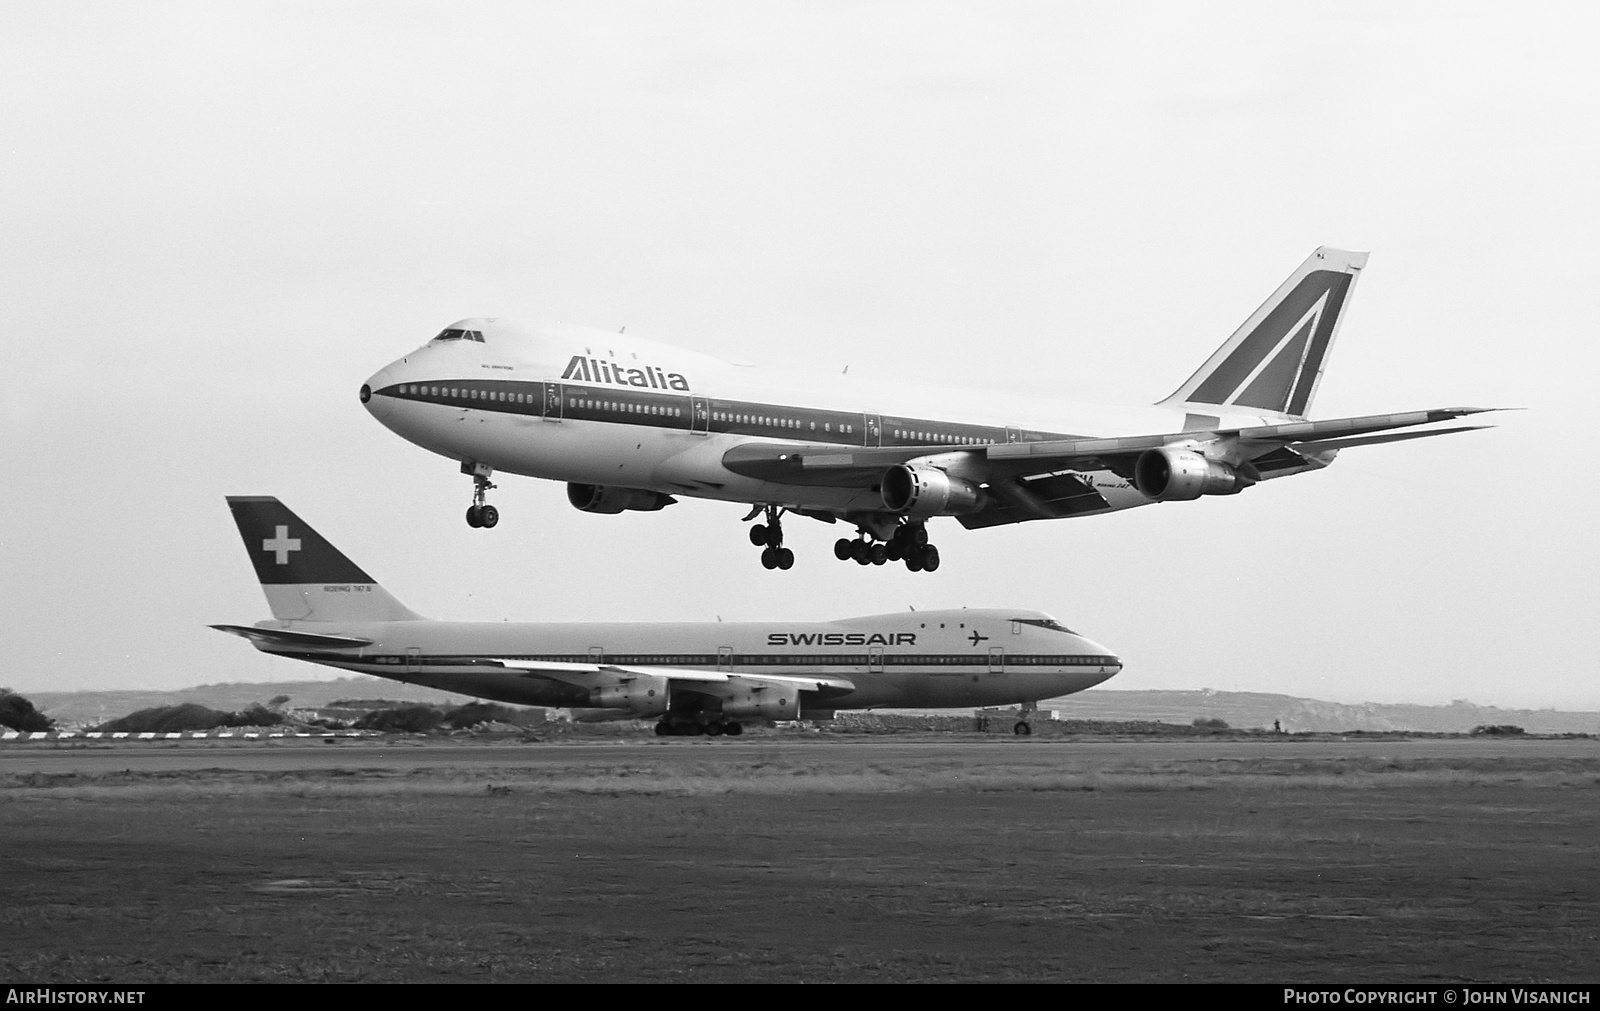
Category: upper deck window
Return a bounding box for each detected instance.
[1011,617,1078,635]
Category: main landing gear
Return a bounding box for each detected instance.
[1013,700,1037,736]
[834,521,940,572]
[748,505,794,570]
[462,462,498,529]
[654,717,744,737]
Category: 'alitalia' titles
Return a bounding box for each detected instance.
[561,356,690,391]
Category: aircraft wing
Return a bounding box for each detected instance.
[719,407,1499,528]
[490,658,855,695]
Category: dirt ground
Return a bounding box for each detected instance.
[2,739,1597,983]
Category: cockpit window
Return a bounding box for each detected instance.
[1011,617,1078,635]
[431,328,485,343]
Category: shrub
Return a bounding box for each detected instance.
[1471,724,1526,736]
[0,690,54,732]
[95,704,232,733]
[1192,717,1230,730]
[353,706,445,733]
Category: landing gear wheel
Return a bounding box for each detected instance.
[724,721,743,737]
[920,545,940,572]
[869,543,887,565]
[655,722,671,737]
[751,506,789,569]
[834,538,854,560]
[1013,721,1032,736]
[463,464,498,531]
[905,550,923,572]
[704,722,725,737]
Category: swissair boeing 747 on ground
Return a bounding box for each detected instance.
[361,248,1497,572]
[215,497,1120,735]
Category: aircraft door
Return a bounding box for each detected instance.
[405,648,421,674]
[863,414,882,448]
[589,646,604,663]
[717,647,733,672]
[1005,426,1022,444]
[988,647,1005,673]
[691,397,710,435]
[543,382,563,421]
[868,646,884,672]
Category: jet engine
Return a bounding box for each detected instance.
[881,465,985,517]
[1133,447,1251,501]
[567,483,677,514]
[589,675,670,717]
[720,687,801,722]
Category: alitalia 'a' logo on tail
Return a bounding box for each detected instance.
[561,356,691,391]
[1162,249,1367,418]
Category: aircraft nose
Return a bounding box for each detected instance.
[362,367,396,421]
[1078,636,1123,684]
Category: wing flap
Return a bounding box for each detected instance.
[491,658,854,693]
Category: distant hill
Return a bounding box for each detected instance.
[1031,689,1600,735]
[25,677,477,729]
[21,679,1600,735]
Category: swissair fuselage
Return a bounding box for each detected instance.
[245,610,1121,714]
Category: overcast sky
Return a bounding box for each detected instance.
[3,2,1595,709]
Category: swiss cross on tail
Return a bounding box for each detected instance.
[225,496,374,585]
[262,526,301,564]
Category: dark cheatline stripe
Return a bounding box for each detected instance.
[302,651,1119,668]
[377,382,1085,448]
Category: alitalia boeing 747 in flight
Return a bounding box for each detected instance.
[214,497,1120,735]
[361,248,1497,572]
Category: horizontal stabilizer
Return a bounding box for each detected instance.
[209,624,373,649]
[1291,424,1493,454]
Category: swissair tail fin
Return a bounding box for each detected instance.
[1160,247,1368,418]
[225,496,421,623]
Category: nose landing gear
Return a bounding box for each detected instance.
[462,462,498,528]
[748,505,794,570]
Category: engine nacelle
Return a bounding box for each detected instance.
[567,483,676,514]
[588,675,670,717]
[1133,447,1251,501]
[881,465,985,517]
[720,686,802,722]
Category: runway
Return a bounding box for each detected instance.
[4,733,1594,776]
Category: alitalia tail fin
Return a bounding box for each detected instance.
[225,496,421,622]
[1160,247,1368,418]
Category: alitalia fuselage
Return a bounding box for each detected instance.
[360,319,1314,520]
